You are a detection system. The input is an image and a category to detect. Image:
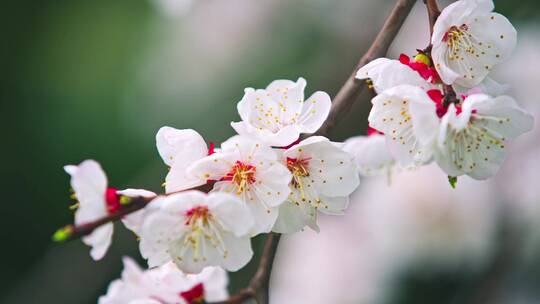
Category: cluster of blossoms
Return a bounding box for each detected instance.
[346,0,533,183]
[61,78,359,302]
[55,0,534,302]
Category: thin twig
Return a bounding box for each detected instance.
[210,233,281,304]
[424,0,440,37]
[315,0,417,137]
[54,183,214,242]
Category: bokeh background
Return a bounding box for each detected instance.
[2,0,539,303]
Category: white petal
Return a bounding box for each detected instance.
[83,223,113,261]
[156,127,207,167]
[297,91,332,134]
[139,206,187,268]
[265,77,307,122]
[219,234,253,272]
[317,194,349,215]
[122,196,164,236]
[356,58,435,93]
[117,189,156,198]
[65,159,108,219]
[207,192,254,237]
[220,135,277,160]
[342,135,395,176]
[231,121,302,147]
[368,85,436,166]
[273,200,318,234]
[186,267,229,302]
[156,127,208,193]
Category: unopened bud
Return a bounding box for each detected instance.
[52,225,73,242]
[414,53,431,66]
[119,196,132,205]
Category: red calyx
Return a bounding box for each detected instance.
[208,142,215,155]
[427,89,464,117]
[367,126,384,136]
[399,53,440,83]
[180,283,205,304]
[278,137,301,150]
[105,187,121,214]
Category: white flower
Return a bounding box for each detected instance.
[368,84,440,166]
[118,189,159,235]
[139,190,254,273]
[64,160,155,260]
[272,136,360,233]
[342,132,396,177]
[156,127,209,193]
[355,56,436,93]
[188,136,291,235]
[99,257,228,304]
[231,78,331,147]
[434,94,533,179]
[431,0,516,87]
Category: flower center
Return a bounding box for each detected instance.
[286,157,310,183]
[221,161,257,194]
[185,206,211,226]
[181,206,228,262]
[442,24,469,43]
[286,157,312,201]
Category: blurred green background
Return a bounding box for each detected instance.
[2,0,539,303]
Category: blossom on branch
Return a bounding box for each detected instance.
[139,191,254,273]
[64,160,155,260]
[273,136,360,233]
[431,0,516,87]
[368,84,440,166]
[99,257,228,304]
[433,94,533,179]
[231,78,331,147]
[355,56,436,93]
[342,128,396,177]
[188,136,292,235]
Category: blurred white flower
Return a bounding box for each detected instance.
[431,0,516,87]
[272,165,498,304]
[343,130,396,177]
[156,127,209,194]
[273,136,360,233]
[151,0,194,17]
[139,191,254,273]
[64,160,155,260]
[231,78,331,147]
[99,256,228,304]
[434,94,533,179]
[188,136,291,235]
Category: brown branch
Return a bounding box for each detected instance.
[315,0,417,137]
[423,0,460,107]
[424,0,441,37]
[210,233,281,304]
[53,183,214,242]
